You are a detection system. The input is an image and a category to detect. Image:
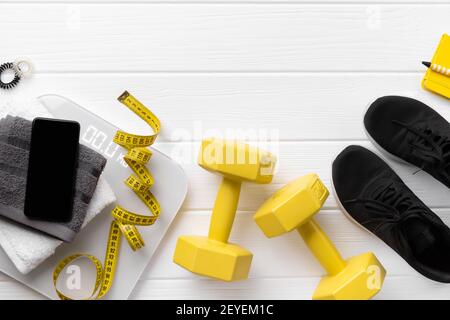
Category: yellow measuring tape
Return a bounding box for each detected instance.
[53,91,162,300]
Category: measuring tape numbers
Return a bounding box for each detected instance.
[53,91,162,300]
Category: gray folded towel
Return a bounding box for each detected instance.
[0,116,107,242]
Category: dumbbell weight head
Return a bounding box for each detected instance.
[174,236,254,282]
[174,138,276,281]
[198,138,275,183]
[254,173,386,300]
[254,173,329,237]
[312,252,385,300]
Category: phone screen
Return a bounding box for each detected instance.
[24,118,80,222]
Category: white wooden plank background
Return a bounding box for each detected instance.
[1,2,450,300]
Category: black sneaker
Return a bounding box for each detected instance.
[332,145,450,283]
[364,95,450,187]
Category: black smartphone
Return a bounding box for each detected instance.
[24,118,80,222]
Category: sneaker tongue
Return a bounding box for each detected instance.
[404,219,436,255]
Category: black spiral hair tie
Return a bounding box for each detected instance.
[0,62,21,90]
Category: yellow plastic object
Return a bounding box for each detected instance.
[313,252,385,300]
[254,173,328,237]
[422,34,450,99]
[198,138,275,183]
[298,220,346,276]
[173,138,276,281]
[254,173,386,300]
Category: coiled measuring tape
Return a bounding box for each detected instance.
[53,91,162,300]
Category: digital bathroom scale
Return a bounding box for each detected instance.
[0,94,188,299]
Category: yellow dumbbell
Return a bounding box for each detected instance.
[173,138,276,281]
[254,173,386,300]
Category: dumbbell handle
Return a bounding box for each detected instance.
[208,177,242,243]
[297,219,346,276]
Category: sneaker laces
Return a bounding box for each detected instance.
[393,120,450,182]
[344,182,429,236]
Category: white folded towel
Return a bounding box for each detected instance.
[0,98,116,274]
